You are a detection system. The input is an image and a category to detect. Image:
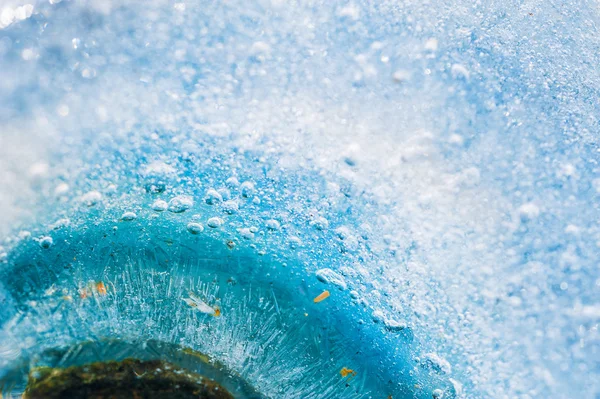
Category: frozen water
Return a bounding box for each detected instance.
[0,1,598,398]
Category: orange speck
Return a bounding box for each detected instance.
[79,289,89,299]
[313,290,330,303]
[213,307,221,317]
[96,282,107,295]
[340,367,356,378]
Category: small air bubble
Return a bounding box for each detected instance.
[384,319,407,332]
[450,64,470,79]
[421,353,452,375]
[311,216,329,230]
[240,181,256,198]
[225,176,240,187]
[518,202,540,222]
[289,236,302,249]
[316,268,347,290]
[21,48,35,61]
[392,69,411,83]
[207,217,223,228]
[266,219,281,230]
[205,188,223,205]
[168,195,193,213]
[238,227,254,240]
[187,222,204,235]
[372,309,385,323]
[151,200,168,212]
[57,104,70,117]
[121,212,137,221]
[425,38,438,52]
[222,200,239,214]
[80,190,102,206]
[217,188,231,201]
[39,236,53,249]
[54,183,69,196]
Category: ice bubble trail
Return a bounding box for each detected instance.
[0,1,599,398]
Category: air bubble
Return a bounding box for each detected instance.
[143,161,176,176]
[335,226,351,239]
[168,195,193,213]
[54,183,70,196]
[121,212,137,221]
[449,379,463,396]
[266,219,281,231]
[450,64,469,80]
[186,222,204,235]
[424,38,438,52]
[80,190,102,206]
[432,388,444,398]
[225,176,240,187]
[207,217,223,228]
[205,188,223,205]
[238,227,255,240]
[222,200,239,214]
[39,236,53,249]
[240,181,256,198]
[384,319,407,332]
[392,69,411,83]
[151,200,168,212]
[51,218,70,229]
[311,216,329,230]
[421,353,452,375]
[217,188,231,201]
[372,310,385,323]
[289,236,302,249]
[518,202,540,222]
[18,231,31,240]
[315,268,347,290]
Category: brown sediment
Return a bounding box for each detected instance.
[24,358,234,399]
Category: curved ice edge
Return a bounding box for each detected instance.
[0,212,458,398]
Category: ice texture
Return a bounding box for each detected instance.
[0,1,599,398]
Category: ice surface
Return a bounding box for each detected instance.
[0,1,599,398]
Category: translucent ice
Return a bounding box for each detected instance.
[0,1,598,398]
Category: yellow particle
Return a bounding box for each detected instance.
[213,307,221,317]
[340,367,356,378]
[313,290,330,303]
[96,281,107,296]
